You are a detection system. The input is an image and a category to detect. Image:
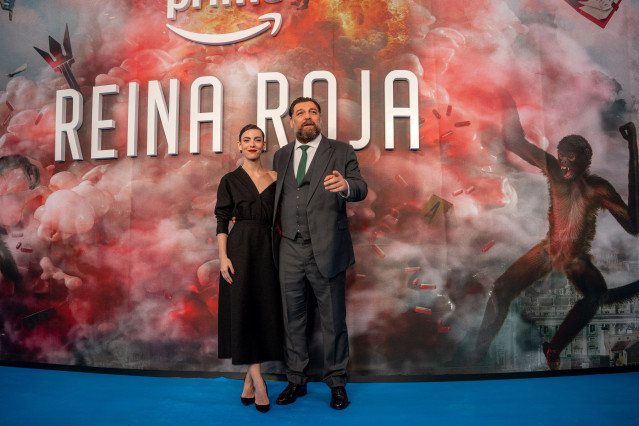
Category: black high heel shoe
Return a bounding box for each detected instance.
[255,380,270,413]
[240,374,255,406]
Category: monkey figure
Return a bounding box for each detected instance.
[475,91,639,370]
[0,155,40,294]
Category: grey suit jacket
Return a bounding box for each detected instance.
[272,136,367,279]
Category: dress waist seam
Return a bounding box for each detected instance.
[234,220,270,227]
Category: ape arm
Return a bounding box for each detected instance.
[596,123,638,235]
[500,91,560,178]
[611,123,638,235]
[621,123,638,234]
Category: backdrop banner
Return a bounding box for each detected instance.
[1,0,638,376]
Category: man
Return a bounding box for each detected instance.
[272,97,367,410]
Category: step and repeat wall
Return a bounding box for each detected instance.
[1,0,638,376]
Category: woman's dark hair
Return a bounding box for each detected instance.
[238,124,264,141]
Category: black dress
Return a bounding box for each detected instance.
[215,167,283,364]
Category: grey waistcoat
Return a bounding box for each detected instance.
[280,151,318,240]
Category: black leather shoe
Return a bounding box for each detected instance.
[255,402,270,413]
[330,386,350,410]
[240,395,255,406]
[276,382,307,405]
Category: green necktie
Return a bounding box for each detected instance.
[296,145,310,185]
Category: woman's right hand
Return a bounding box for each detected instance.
[220,256,235,284]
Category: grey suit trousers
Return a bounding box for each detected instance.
[279,235,349,388]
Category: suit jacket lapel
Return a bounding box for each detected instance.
[274,142,295,208]
[306,137,333,207]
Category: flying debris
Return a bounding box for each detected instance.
[7,63,27,78]
[33,24,80,91]
[1,0,15,20]
[563,0,623,28]
[291,0,310,10]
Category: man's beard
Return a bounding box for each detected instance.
[296,122,320,143]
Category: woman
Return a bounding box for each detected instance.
[215,124,283,413]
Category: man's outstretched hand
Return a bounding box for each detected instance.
[324,170,347,193]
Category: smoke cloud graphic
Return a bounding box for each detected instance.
[0,0,637,374]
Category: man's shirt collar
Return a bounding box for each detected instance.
[295,133,322,149]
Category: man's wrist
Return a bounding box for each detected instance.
[340,180,351,198]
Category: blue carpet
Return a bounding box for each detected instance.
[1,367,637,425]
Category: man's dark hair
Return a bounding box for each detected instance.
[288,97,321,118]
[238,124,264,141]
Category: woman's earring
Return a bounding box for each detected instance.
[239,150,242,153]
